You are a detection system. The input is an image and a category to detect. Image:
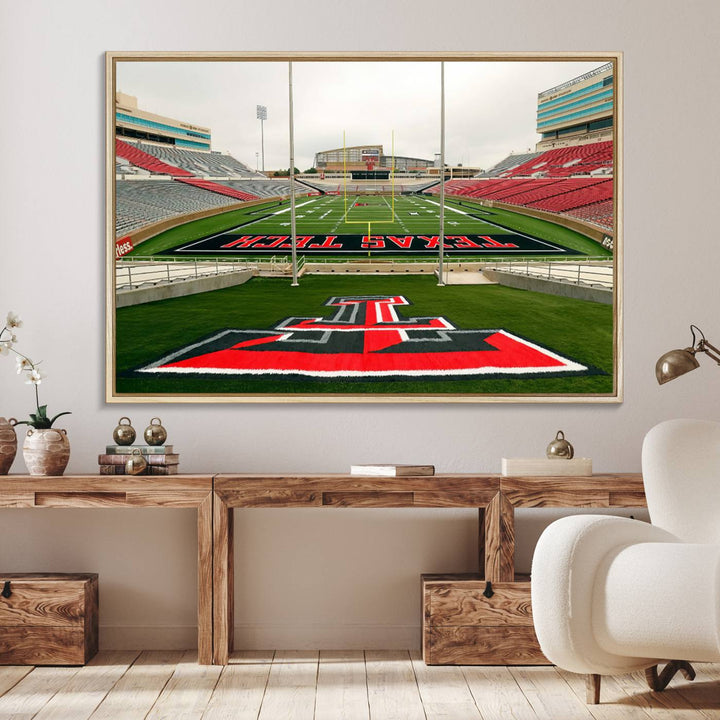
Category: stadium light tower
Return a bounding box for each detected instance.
[256,104,267,172]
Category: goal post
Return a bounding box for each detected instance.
[342,131,397,223]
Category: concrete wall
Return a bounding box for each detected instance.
[484,269,612,304]
[1,0,719,650]
[116,269,254,307]
[489,199,612,245]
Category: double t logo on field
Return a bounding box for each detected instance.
[138,295,593,379]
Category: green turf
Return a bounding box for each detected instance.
[126,203,287,257]
[444,197,610,256]
[127,194,610,260]
[115,275,614,397]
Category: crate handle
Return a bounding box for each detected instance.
[1,581,10,599]
[483,581,494,599]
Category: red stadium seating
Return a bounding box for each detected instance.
[116,139,261,202]
[175,178,259,202]
[564,200,614,227]
[495,141,613,178]
[426,141,615,230]
[443,177,611,212]
[115,139,194,177]
[430,176,614,230]
[526,180,613,212]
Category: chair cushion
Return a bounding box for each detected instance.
[593,541,720,661]
[532,515,679,674]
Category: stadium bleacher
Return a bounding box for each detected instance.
[302,178,438,194]
[115,133,615,238]
[218,179,294,197]
[114,139,292,236]
[115,139,194,177]
[175,178,259,202]
[135,142,260,178]
[479,141,613,179]
[427,140,615,230]
[431,177,611,209]
[563,200,614,228]
[526,180,613,213]
[430,179,481,196]
[116,180,240,236]
[476,151,541,178]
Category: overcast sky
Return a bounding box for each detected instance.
[117,59,605,172]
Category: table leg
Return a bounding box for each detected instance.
[483,492,515,582]
[478,507,486,577]
[213,492,234,665]
[197,493,213,665]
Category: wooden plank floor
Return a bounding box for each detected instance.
[0,651,717,720]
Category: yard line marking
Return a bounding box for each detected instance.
[177,200,317,251]
[382,195,409,232]
[272,200,315,215]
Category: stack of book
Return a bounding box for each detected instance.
[98,445,180,475]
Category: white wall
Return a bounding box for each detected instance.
[1,0,719,650]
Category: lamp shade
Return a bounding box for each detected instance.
[655,348,700,385]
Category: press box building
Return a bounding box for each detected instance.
[535,62,614,151]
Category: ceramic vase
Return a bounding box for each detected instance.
[22,428,70,476]
[0,417,17,475]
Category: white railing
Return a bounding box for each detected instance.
[117,254,612,287]
[116,256,258,290]
[483,256,613,289]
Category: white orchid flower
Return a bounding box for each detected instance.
[16,356,33,373]
[6,312,22,329]
[25,368,46,385]
[3,310,70,429]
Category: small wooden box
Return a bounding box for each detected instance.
[501,457,592,476]
[0,573,98,665]
[422,573,548,665]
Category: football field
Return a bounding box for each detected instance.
[115,274,614,398]
[136,194,608,259]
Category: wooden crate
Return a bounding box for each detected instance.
[422,573,548,665]
[0,573,98,665]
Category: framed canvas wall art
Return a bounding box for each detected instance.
[106,52,622,403]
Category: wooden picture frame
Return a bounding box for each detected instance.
[107,51,622,403]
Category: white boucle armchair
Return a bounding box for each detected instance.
[531,418,720,704]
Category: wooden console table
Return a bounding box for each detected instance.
[0,475,214,665]
[1,473,647,666]
[212,473,645,665]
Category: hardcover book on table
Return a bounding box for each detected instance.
[105,445,174,454]
[98,463,179,475]
[98,453,179,466]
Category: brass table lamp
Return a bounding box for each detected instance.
[655,325,720,384]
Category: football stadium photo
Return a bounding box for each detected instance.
[109,54,619,402]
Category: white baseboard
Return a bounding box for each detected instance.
[99,624,421,650]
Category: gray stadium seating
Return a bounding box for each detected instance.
[135,142,261,178]
[217,179,294,198]
[115,180,239,236]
